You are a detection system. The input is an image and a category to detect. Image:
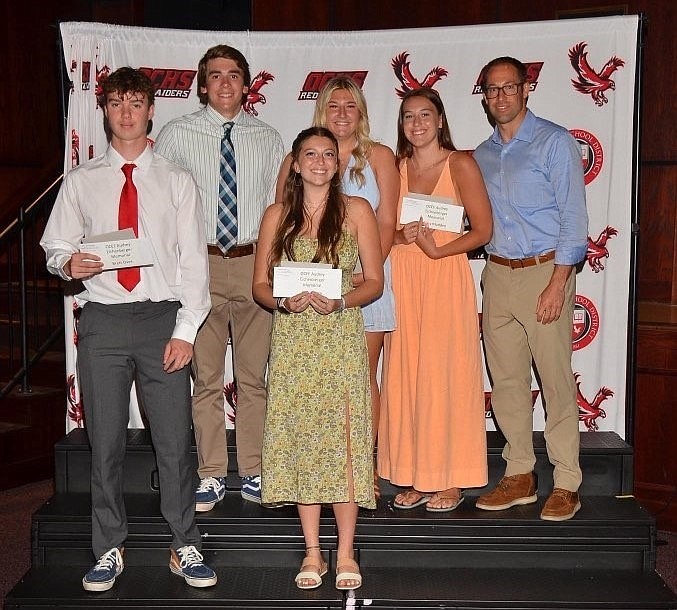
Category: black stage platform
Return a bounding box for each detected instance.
[5,429,677,609]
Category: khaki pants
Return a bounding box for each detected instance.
[191,253,272,478]
[482,259,581,492]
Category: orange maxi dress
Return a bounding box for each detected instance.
[377,156,488,492]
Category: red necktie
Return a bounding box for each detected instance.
[117,163,140,291]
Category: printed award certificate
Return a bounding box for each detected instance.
[400,193,465,233]
[273,261,342,299]
[81,229,154,270]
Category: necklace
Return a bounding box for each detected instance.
[410,155,446,176]
[303,197,327,212]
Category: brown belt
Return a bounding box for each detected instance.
[488,250,555,269]
[207,243,254,258]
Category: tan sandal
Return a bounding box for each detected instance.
[393,488,431,509]
[426,489,464,513]
[295,547,327,590]
[335,557,362,590]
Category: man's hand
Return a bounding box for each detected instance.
[163,338,193,373]
[536,265,572,324]
[67,252,104,279]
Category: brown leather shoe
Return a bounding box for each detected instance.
[540,488,581,521]
[475,473,537,511]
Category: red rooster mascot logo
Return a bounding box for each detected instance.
[575,373,612,431]
[243,71,274,116]
[391,52,448,98]
[586,226,618,273]
[569,43,625,106]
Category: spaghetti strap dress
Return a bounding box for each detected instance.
[377,155,488,492]
[262,232,375,509]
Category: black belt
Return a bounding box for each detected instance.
[207,244,254,258]
[488,251,555,269]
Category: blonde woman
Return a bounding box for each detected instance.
[276,77,398,499]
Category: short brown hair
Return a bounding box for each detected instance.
[479,56,528,91]
[100,67,155,107]
[197,45,250,106]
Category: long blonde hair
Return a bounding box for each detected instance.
[312,76,374,189]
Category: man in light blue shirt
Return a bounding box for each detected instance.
[473,56,588,521]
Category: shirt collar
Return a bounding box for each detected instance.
[106,144,153,172]
[490,108,536,145]
[204,104,245,129]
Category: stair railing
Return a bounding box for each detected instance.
[0,175,65,398]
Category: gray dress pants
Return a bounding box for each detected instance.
[77,300,200,558]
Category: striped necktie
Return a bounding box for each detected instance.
[217,121,237,253]
[117,163,140,291]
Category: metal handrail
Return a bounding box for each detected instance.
[0,175,63,240]
[0,174,65,398]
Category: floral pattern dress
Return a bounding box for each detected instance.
[261,232,375,509]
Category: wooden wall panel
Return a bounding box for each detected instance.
[252,0,495,30]
[638,166,677,302]
[252,1,331,31]
[0,0,89,166]
[91,0,143,26]
[329,0,495,29]
[635,0,676,162]
[634,324,677,532]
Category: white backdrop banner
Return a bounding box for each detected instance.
[59,16,638,437]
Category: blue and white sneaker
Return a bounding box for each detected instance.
[82,547,124,592]
[195,476,226,512]
[170,545,217,588]
[241,475,262,503]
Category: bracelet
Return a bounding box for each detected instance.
[338,296,346,312]
[277,296,290,312]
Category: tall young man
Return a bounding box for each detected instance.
[155,45,284,509]
[41,67,216,591]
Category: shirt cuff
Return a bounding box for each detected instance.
[554,247,587,266]
[171,321,198,344]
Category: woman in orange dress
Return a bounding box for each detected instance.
[378,88,492,511]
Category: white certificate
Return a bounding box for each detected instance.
[400,192,465,233]
[81,229,154,270]
[273,262,342,299]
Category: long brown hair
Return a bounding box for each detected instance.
[395,87,455,163]
[268,127,346,280]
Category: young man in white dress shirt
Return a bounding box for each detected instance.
[41,67,216,591]
[155,45,284,509]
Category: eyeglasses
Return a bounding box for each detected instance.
[482,82,525,99]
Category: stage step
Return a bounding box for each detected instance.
[7,429,675,610]
[31,493,657,572]
[5,566,676,609]
[54,429,634,496]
